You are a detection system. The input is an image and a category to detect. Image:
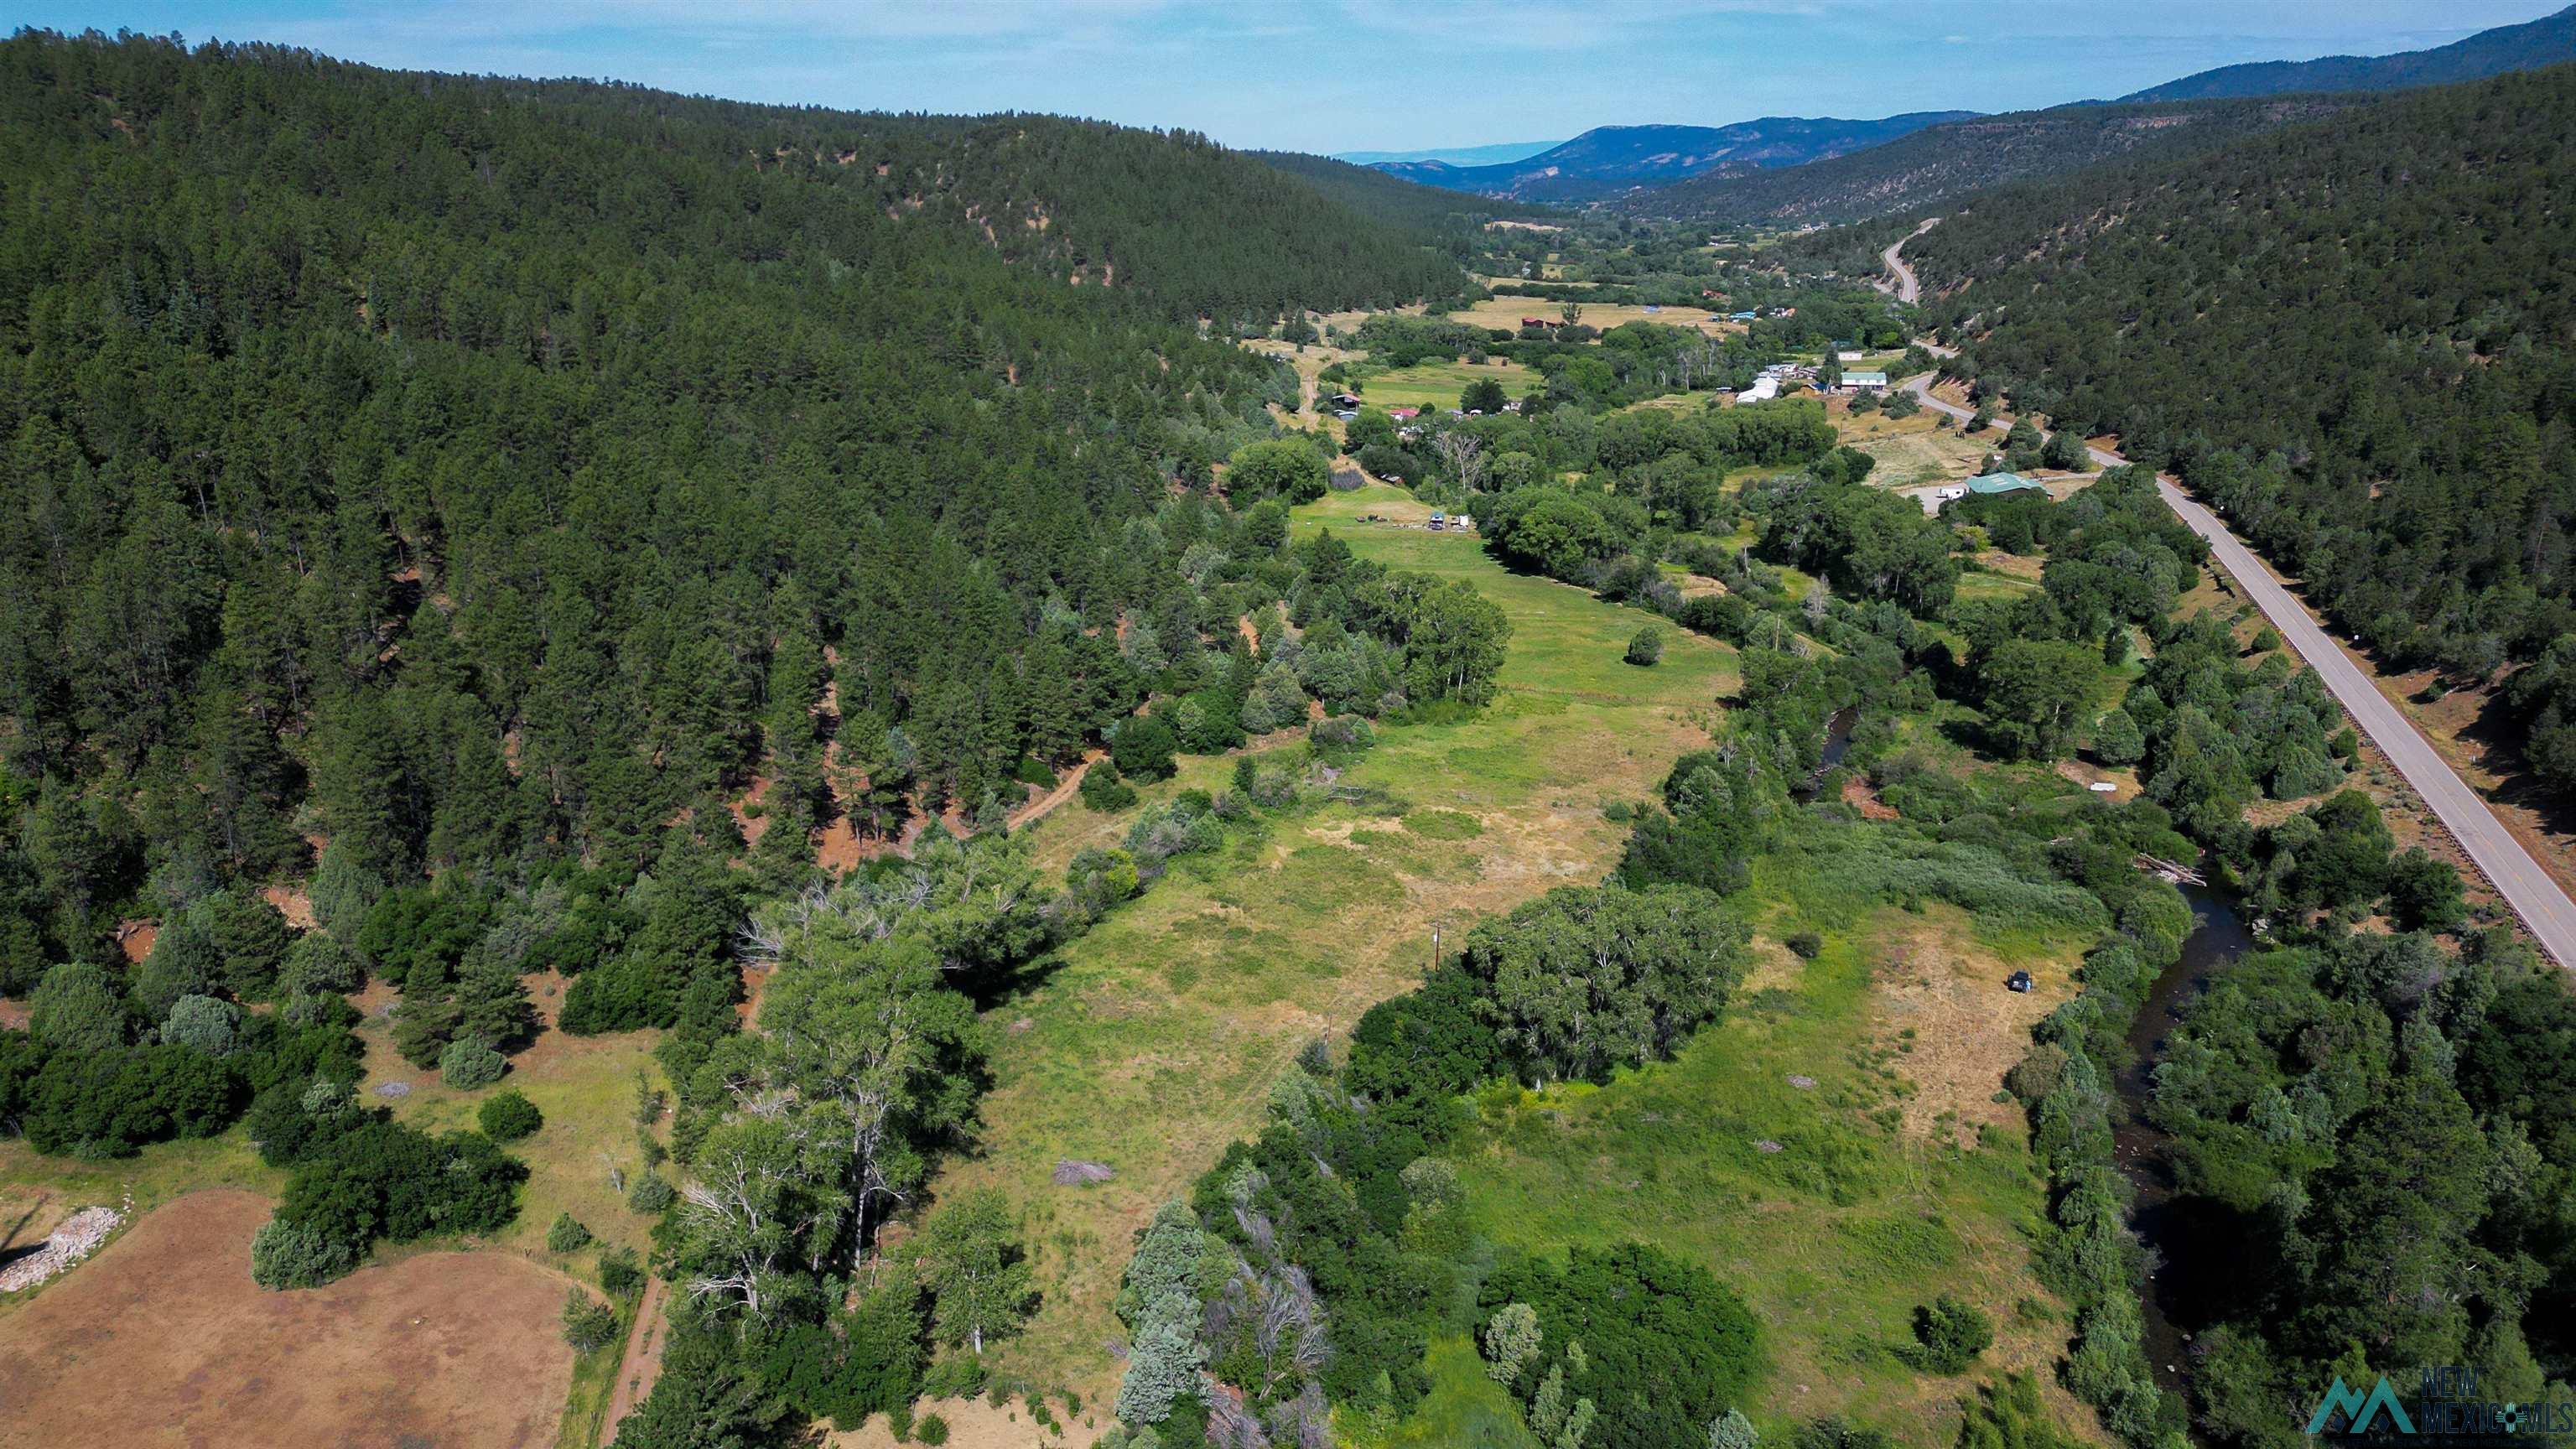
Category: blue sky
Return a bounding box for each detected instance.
[10,1,2554,152]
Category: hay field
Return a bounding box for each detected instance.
[1446,296,1733,333]
[0,1187,579,1448]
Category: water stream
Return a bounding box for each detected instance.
[2109,879,2257,1397]
[1792,706,1859,801]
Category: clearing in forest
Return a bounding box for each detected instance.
[1445,296,1732,334]
[0,1187,579,1448]
[356,974,673,1264]
[1345,356,1540,413]
[1421,883,2106,1448]
[1838,406,1990,487]
[937,480,1735,1403]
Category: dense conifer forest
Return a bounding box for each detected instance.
[0,30,1470,981]
[1889,63,2576,793]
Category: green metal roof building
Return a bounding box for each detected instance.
[1967,473,2046,496]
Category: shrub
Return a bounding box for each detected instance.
[2250,626,2282,653]
[1311,714,1375,752]
[628,1172,676,1213]
[599,1246,645,1296]
[279,931,366,997]
[439,1038,506,1089]
[249,1218,360,1290]
[548,1213,595,1253]
[1110,717,1178,782]
[163,994,242,1057]
[562,1288,621,1353]
[1909,1295,1994,1374]
[478,1088,543,1142]
[1079,764,1140,813]
[915,1414,952,1446]
[1625,626,1665,667]
[1785,931,1824,959]
[1478,1242,1761,1449]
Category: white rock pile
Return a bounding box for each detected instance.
[0,1200,126,1294]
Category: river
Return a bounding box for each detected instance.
[2110,878,2257,1398]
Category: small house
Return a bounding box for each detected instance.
[1389,406,1420,420]
[1728,310,1758,322]
[1842,371,1888,392]
[1519,317,1551,330]
[1328,391,1362,408]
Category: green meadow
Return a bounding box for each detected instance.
[951,480,1735,1402]
[1345,357,1540,413]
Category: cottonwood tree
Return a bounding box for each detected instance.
[1461,884,1751,1084]
[673,1114,849,1321]
[916,1187,1036,1355]
[746,942,979,1259]
[1431,429,1489,494]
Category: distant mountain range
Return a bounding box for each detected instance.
[1353,5,2576,224]
[1614,95,2371,226]
[1360,116,1976,202]
[2122,3,2576,101]
[1333,140,1560,167]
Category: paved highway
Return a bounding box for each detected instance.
[1885,279,2576,967]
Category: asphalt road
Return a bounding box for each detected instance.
[1893,356,2576,970]
[1878,218,1937,304]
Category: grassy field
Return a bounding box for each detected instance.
[1347,356,1539,413]
[1446,296,1734,334]
[359,974,674,1265]
[940,479,1737,1404]
[1405,861,2108,1447]
[1839,407,1989,488]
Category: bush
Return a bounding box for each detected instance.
[599,1245,645,1296]
[478,1088,543,1142]
[2250,626,2282,653]
[1625,626,1665,667]
[548,1213,595,1253]
[163,994,242,1057]
[628,1172,676,1213]
[1785,931,1824,959]
[915,1413,951,1446]
[439,1038,506,1089]
[562,1288,621,1353]
[1909,1295,1994,1374]
[1079,763,1139,813]
[1311,714,1376,752]
[1110,717,1178,782]
[249,1218,360,1290]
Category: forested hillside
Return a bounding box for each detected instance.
[1615,96,2370,226]
[0,30,1463,983]
[1899,63,2576,792]
[1250,149,1559,237]
[2122,3,2576,101]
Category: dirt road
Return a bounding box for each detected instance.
[1889,240,2576,968]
